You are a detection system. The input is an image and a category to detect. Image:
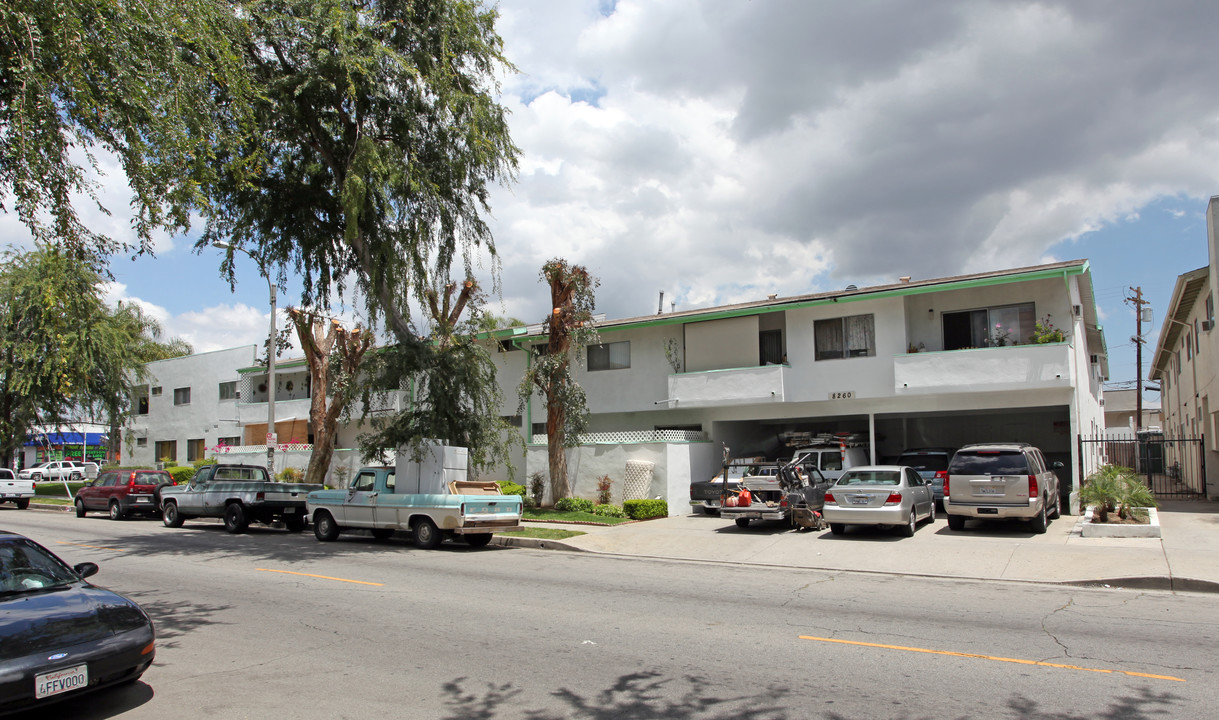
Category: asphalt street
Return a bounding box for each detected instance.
[4,508,1217,720]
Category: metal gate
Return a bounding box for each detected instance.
[1078,433,1206,499]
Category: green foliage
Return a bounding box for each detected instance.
[35,482,85,498]
[592,503,626,518]
[1,0,253,257]
[596,475,614,505]
[159,457,178,467]
[623,499,668,520]
[167,466,195,485]
[554,496,596,513]
[1031,315,1066,343]
[277,467,303,483]
[193,457,218,470]
[1081,465,1157,522]
[497,481,526,498]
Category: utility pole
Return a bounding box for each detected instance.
[1126,286,1149,433]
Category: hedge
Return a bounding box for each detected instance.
[496,480,527,498]
[554,496,596,513]
[623,499,668,519]
[167,466,195,485]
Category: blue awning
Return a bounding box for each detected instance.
[23,432,108,447]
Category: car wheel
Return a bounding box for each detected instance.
[1029,503,1048,534]
[75,499,87,517]
[946,514,965,531]
[163,501,184,528]
[412,517,443,549]
[223,503,249,534]
[313,511,340,542]
[1049,495,1061,519]
[464,533,493,547]
[928,502,936,522]
[371,528,395,540]
[284,514,307,532]
[153,483,173,506]
[15,498,30,510]
[69,472,82,482]
[734,517,751,529]
[829,523,846,535]
[109,500,126,521]
[899,508,916,537]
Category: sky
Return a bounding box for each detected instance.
[6,0,1219,403]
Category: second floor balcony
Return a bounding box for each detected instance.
[894,342,1074,395]
[667,364,789,408]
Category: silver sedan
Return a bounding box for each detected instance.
[822,465,935,537]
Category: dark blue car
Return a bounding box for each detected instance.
[0,530,155,715]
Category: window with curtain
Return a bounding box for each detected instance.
[186,438,205,462]
[588,341,631,371]
[815,315,875,360]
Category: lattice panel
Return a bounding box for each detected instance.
[529,429,708,445]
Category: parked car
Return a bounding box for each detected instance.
[789,443,870,482]
[897,447,956,505]
[74,469,175,520]
[822,465,936,537]
[943,443,1062,534]
[18,461,83,483]
[0,530,156,714]
[1,469,36,510]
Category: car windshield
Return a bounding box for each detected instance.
[0,538,80,595]
[950,451,1029,475]
[837,470,900,486]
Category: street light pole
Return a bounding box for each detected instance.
[213,241,277,476]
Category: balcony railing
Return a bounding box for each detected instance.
[894,342,1073,395]
[667,364,788,408]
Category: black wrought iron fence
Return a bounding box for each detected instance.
[1078,434,1206,498]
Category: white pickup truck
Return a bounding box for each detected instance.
[0,468,36,509]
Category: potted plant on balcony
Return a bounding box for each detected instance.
[1030,315,1066,343]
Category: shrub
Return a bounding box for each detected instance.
[159,456,178,468]
[193,457,218,469]
[167,466,195,485]
[1030,315,1066,343]
[623,499,668,519]
[277,467,303,483]
[592,503,626,518]
[1081,465,1157,522]
[528,471,545,506]
[554,496,596,513]
[595,475,613,505]
[497,480,527,498]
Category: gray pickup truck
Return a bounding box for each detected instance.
[158,464,314,533]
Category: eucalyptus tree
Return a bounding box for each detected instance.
[1,0,252,262]
[0,249,188,467]
[517,259,599,502]
[201,0,518,467]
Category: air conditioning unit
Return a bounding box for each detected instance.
[1073,304,1082,317]
[1090,354,1100,364]
[1203,320,1214,332]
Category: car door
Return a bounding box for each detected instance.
[84,473,111,511]
[343,470,379,528]
[905,468,931,518]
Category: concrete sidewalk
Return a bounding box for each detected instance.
[500,500,1219,593]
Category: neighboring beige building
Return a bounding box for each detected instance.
[1102,388,1161,437]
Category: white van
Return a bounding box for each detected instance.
[790,444,870,482]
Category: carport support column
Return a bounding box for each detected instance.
[868,413,876,464]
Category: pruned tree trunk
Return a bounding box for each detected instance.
[546,400,569,501]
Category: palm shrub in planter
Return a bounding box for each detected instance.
[1080,465,1156,522]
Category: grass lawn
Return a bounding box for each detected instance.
[498,527,586,540]
[522,507,633,525]
[32,497,73,505]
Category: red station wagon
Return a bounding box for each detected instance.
[74,470,175,520]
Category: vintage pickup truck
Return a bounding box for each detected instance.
[688,456,767,515]
[159,463,314,533]
[307,446,523,549]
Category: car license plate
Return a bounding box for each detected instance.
[849,496,870,505]
[976,485,1004,495]
[135,497,149,503]
[36,664,88,699]
[283,507,296,514]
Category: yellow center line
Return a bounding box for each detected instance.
[57,541,126,552]
[798,635,1185,683]
[257,568,383,586]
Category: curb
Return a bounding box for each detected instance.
[491,535,586,552]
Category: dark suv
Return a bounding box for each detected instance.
[75,469,175,520]
[897,447,957,506]
[943,443,1062,533]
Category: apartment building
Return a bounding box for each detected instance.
[494,259,1108,513]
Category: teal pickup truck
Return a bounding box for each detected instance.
[307,466,524,549]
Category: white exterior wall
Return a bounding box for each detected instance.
[126,346,256,466]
